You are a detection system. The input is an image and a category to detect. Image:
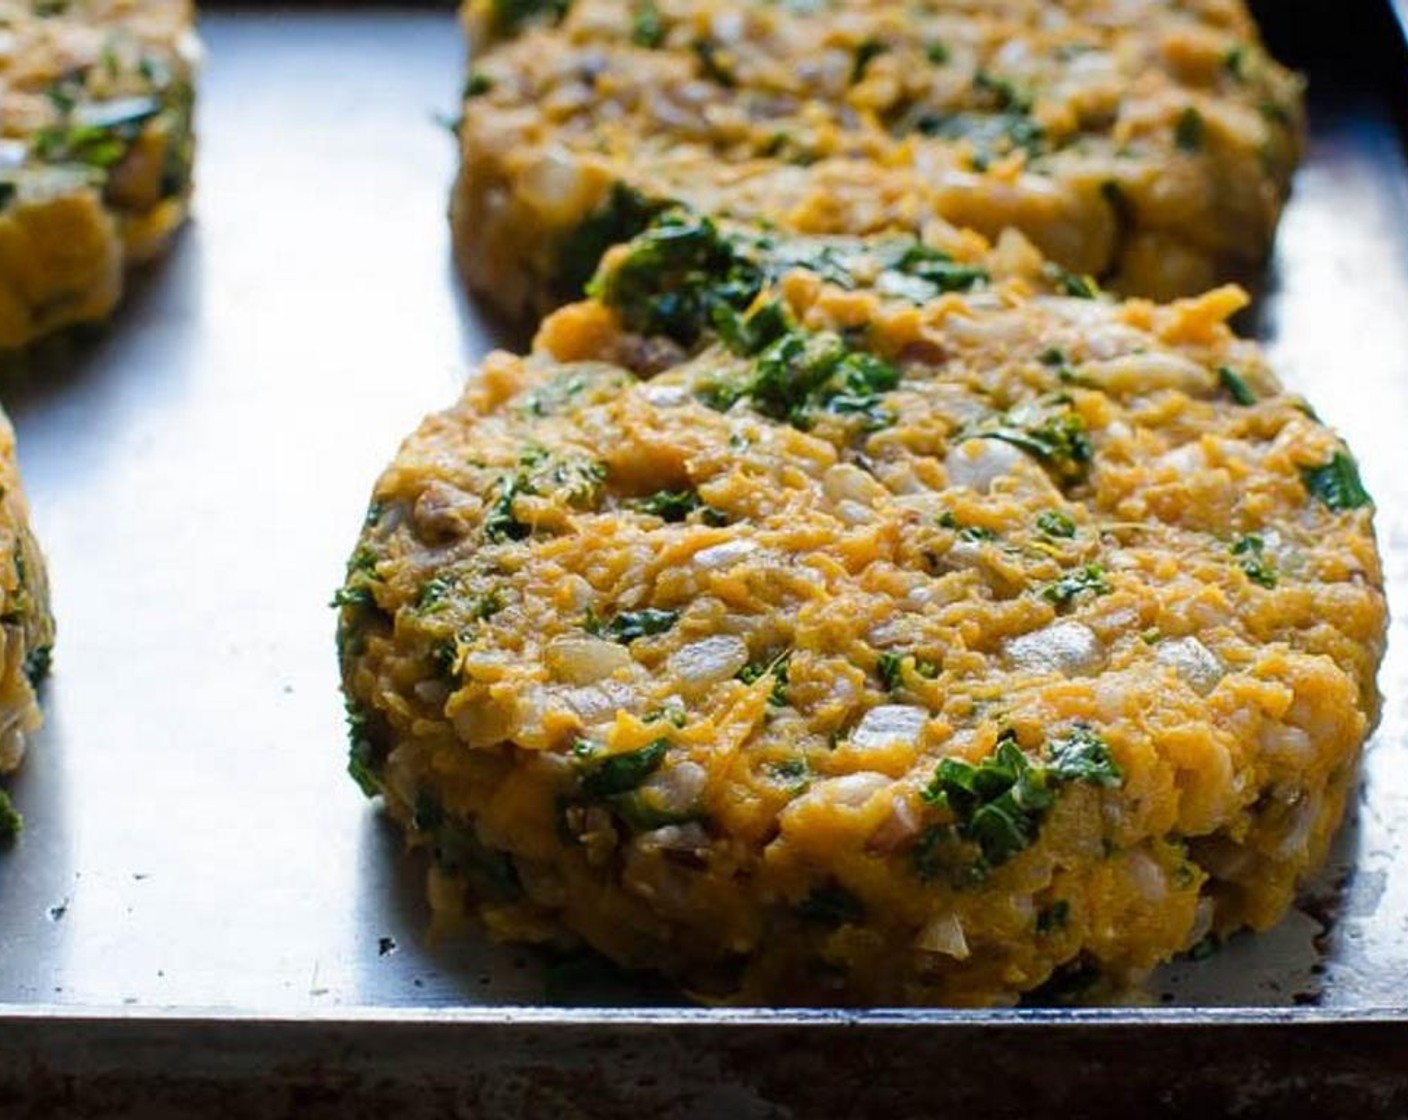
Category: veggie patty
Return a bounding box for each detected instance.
[339,217,1384,1005]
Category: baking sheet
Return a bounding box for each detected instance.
[0,0,1404,1032]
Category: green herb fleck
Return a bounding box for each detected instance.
[1044,263,1100,299]
[851,38,888,83]
[1040,564,1111,607]
[1301,452,1372,511]
[691,38,737,87]
[584,608,680,643]
[1231,534,1278,589]
[579,738,670,799]
[489,0,570,34]
[1046,725,1123,787]
[464,71,493,98]
[22,645,52,687]
[1175,106,1205,152]
[1218,365,1256,406]
[968,406,1094,485]
[631,0,665,47]
[632,489,701,522]
[0,789,21,845]
[554,183,667,301]
[926,41,950,65]
[1035,510,1077,539]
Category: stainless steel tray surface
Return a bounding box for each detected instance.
[0,2,1405,1113]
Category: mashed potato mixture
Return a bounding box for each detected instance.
[339,215,1383,1005]
[0,0,199,349]
[453,0,1304,321]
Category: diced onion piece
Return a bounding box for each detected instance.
[808,771,891,809]
[545,636,632,685]
[944,439,1026,493]
[851,705,928,750]
[1154,636,1224,696]
[915,913,971,959]
[1004,621,1105,677]
[693,539,757,570]
[669,635,750,693]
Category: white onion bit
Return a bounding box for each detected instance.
[851,705,929,750]
[1004,621,1106,677]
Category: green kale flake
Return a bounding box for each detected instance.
[926,40,950,65]
[919,727,1122,874]
[585,607,680,643]
[876,651,904,692]
[0,789,21,845]
[592,211,764,347]
[851,38,888,83]
[554,183,668,301]
[1035,510,1077,539]
[1046,725,1123,787]
[22,644,52,687]
[1044,263,1100,299]
[1040,564,1111,607]
[968,406,1093,484]
[579,738,670,799]
[798,883,864,926]
[1302,452,1372,511]
[345,698,382,798]
[484,474,533,543]
[890,243,989,296]
[739,653,790,706]
[632,489,701,522]
[489,0,570,34]
[631,0,665,47]
[691,38,737,87]
[464,71,494,98]
[1218,365,1257,406]
[1175,106,1205,152]
[1231,534,1278,589]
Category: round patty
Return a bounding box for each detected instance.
[0,0,198,349]
[339,216,1384,1006]
[452,0,1303,323]
[0,407,54,814]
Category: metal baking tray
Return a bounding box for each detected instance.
[0,2,1405,1114]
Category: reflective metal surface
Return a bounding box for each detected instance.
[0,4,1404,1024]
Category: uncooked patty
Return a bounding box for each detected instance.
[338,215,1384,1006]
[0,0,199,349]
[452,0,1304,322]
[0,406,54,838]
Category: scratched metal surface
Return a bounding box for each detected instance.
[0,3,1404,1031]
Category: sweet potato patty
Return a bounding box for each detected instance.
[0,0,199,349]
[452,0,1303,322]
[0,406,54,839]
[338,216,1383,1006]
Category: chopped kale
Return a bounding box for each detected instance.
[851,38,888,83]
[1302,452,1372,511]
[1175,106,1205,152]
[1046,725,1123,787]
[1040,564,1111,607]
[488,0,570,34]
[1232,534,1278,589]
[1218,365,1257,406]
[579,738,670,799]
[891,243,989,296]
[723,328,899,431]
[738,653,790,707]
[919,728,1123,875]
[415,575,456,614]
[915,110,1045,163]
[592,211,764,347]
[632,489,702,522]
[798,883,864,926]
[484,474,534,543]
[554,183,668,301]
[330,584,376,611]
[34,95,161,169]
[345,698,382,798]
[1224,45,1249,82]
[877,651,904,692]
[631,0,665,47]
[464,71,494,98]
[968,405,1093,484]
[22,645,52,687]
[691,38,737,87]
[1035,510,1077,539]
[926,41,950,65]
[973,70,1032,113]
[1044,263,1100,299]
[584,607,680,643]
[0,789,20,845]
